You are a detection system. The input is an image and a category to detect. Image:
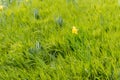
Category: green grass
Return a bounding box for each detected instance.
[0,0,120,79]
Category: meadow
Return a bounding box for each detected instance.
[0,0,120,79]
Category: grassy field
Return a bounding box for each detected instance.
[0,0,120,79]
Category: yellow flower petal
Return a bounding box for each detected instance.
[26,0,29,2]
[72,26,78,34]
[0,5,3,11]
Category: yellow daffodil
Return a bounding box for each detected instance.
[72,26,78,34]
[0,5,3,11]
[26,0,29,2]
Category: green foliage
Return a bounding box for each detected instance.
[0,0,120,79]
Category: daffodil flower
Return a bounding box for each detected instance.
[26,0,29,2]
[72,26,78,34]
[0,5,3,11]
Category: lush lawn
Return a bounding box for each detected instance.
[0,0,120,79]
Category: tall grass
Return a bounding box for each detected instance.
[0,0,120,79]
